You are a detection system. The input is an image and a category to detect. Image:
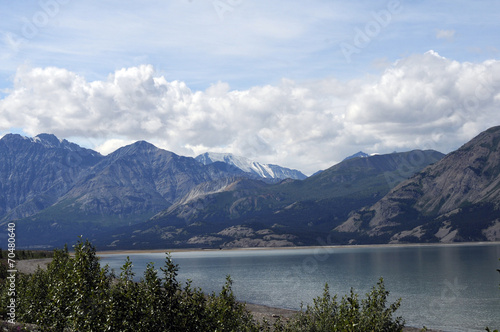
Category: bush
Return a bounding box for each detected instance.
[275,280,404,332]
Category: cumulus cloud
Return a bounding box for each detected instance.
[345,51,500,151]
[1,52,500,175]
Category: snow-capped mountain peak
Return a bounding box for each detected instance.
[195,152,307,180]
[343,151,369,161]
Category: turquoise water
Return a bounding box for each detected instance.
[100,243,500,331]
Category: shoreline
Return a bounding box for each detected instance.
[96,240,500,256]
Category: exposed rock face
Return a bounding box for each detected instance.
[57,141,239,223]
[336,126,500,243]
[216,226,298,248]
[0,134,102,221]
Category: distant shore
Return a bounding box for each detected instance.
[96,241,500,256]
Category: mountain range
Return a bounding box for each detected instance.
[121,149,443,249]
[1,126,500,249]
[195,152,307,181]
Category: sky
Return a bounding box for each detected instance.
[1,0,500,175]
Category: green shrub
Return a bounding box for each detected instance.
[276,279,404,331]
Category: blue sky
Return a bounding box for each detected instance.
[1,0,500,174]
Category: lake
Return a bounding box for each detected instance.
[99,243,500,331]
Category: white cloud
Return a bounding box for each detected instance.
[95,138,135,156]
[345,51,500,151]
[436,29,456,41]
[1,52,500,175]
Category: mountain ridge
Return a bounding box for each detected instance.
[335,125,500,243]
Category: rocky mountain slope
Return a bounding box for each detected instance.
[101,150,444,249]
[196,152,307,181]
[335,126,500,243]
[55,141,243,223]
[0,134,102,221]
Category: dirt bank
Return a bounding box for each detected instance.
[15,258,51,274]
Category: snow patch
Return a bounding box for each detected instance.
[196,152,306,180]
